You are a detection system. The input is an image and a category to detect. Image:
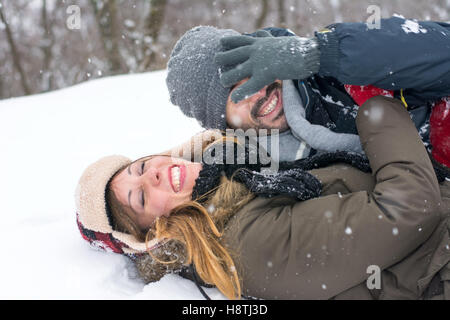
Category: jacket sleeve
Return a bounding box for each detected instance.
[232,96,442,299]
[315,16,450,102]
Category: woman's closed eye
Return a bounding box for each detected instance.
[140,161,145,175]
[138,160,146,208]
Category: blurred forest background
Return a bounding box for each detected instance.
[0,0,449,100]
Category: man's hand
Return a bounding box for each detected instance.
[215,30,321,103]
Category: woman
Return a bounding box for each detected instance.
[76,96,450,300]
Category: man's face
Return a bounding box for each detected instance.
[225,79,289,132]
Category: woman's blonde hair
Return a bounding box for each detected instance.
[105,143,255,300]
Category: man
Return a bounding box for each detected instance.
[166,17,450,172]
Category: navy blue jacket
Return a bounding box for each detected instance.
[252,16,450,151]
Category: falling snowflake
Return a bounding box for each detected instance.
[345,227,352,235]
[124,19,136,28]
[230,115,242,127]
[324,211,333,219]
[392,227,399,236]
[367,105,384,123]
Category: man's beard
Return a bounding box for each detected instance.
[249,82,284,130]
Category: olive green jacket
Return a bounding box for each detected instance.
[223,96,450,299]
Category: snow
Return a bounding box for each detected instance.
[401,19,428,34]
[0,70,227,299]
[323,94,344,107]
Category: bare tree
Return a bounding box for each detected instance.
[0,4,31,95]
[41,0,54,91]
[1,0,449,100]
[90,0,125,74]
[255,0,269,29]
[278,0,287,28]
[140,0,168,71]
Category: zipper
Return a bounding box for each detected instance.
[298,81,311,114]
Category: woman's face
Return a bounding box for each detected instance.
[110,156,202,230]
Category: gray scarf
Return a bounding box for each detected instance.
[282,80,364,154]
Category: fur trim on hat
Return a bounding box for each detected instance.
[75,155,161,256]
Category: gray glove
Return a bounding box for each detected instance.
[215,30,321,103]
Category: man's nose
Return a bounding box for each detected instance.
[247,86,267,102]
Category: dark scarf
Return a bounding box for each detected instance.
[191,140,373,202]
[192,140,447,202]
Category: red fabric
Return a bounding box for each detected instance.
[344,84,394,106]
[345,84,449,169]
[76,213,127,254]
[430,97,450,168]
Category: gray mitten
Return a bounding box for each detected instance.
[215,30,320,103]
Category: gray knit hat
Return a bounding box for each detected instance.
[166,26,241,130]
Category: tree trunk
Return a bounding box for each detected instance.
[0,76,3,98]
[0,5,31,95]
[278,0,286,28]
[255,0,269,29]
[140,0,167,70]
[90,0,125,74]
[41,0,54,91]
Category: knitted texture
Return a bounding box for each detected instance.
[191,140,375,203]
[166,26,240,130]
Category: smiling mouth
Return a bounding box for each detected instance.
[252,88,283,123]
[257,90,280,117]
[169,165,185,193]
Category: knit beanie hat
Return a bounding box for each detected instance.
[166,26,241,130]
[75,155,162,257]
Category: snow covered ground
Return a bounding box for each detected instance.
[0,70,226,299]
